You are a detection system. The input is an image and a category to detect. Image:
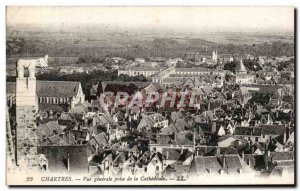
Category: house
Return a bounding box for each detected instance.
[147,152,165,177]
[265,151,294,175]
[38,145,88,174]
[234,125,286,143]
[189,154,251,176]
[87,132,109,153]
[137,113,168,132]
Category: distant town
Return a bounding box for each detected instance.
[6,44,295,182]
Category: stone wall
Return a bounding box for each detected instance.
[16,105,38,165]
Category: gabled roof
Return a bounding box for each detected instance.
[7,81,81,98]
[269,151,294,162]
[137,113,166,129]
[191,154,247,175]
[162,148,182,160]
[37,81,81,98]
[178,149,194,162]
[95,113,117,126]
[175,132,194,145]
[92,132,108,147]
[154,134,175,145]
[261,125,286,136]
[58,112,76,121]
[37,121,64,138]
[234,127,262,137]
[235,60,247,73]
[113,152,127,164]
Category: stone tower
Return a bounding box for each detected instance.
[15,73,38,166]
[212,50,218,62]
[15,56,48,167]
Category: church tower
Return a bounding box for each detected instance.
[15,56,48,167]
[212,50,218,62]
[15,69,38,167]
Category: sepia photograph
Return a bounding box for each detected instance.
[5,6,295,185]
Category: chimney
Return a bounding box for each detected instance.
[67,153,70,171]
[211,122,216,133]
[166,151,169,160]
[242,151,245,160]
[217,148,221,155]
[222,156,226,170]
[106,123,110,134]
[238,168,243,174]
[92,117,96,126]
[193,129,196,146]
[283,129,287,144]
[181,147,184,154]
[248,158,251,166]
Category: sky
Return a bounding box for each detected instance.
[6,7,294,33]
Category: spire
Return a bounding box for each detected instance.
[236,59,247,74]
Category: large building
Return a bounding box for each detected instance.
[7,81,85,111]
[117,67,164,77]
[152,66,226,87]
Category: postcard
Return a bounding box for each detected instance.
[6,6,295,185]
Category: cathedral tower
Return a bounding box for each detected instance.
[15,56,48,167]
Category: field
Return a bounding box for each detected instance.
[6,26,294,72]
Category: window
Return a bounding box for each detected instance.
[156,166,159,171]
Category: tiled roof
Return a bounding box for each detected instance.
[178,149,194,162]
[38,145,88,173]
[92,132,108,147]
[162,148,182,160]
[37,121,64,143]
[155,134,175,145]
[234,127,262,136]
[269,151,294,161]
[261,125,286,136]
[191,154,246,175]
[7,81,81,98]
[39,103,69,112]
[95,113,118,126]
[175,132,194,145]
